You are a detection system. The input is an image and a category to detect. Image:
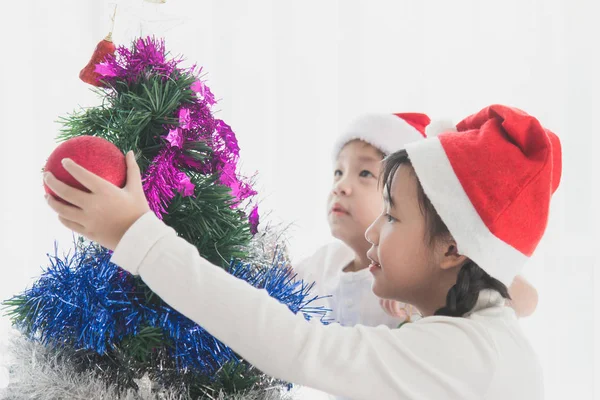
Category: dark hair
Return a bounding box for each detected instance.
[381,150,510,317]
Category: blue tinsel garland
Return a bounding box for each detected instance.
[9,241,328,376]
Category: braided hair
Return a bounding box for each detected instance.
[381,150,511,317]
[434,260,510,317]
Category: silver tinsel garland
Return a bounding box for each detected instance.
[0,223,306,400]
[244,215,295,267]
[1,318,291,400]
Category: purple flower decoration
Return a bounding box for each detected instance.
[190,80,203,93]
[166,128,183,148]
[179,108,191,129]
[249,205,259,235]
[215,120,240,158]
[142,149,183,218]
[97,36,259,217]
[218,161,237,190]
[191,80,216,106]
[218,161,257,205]
[229,176,257,204]
[142,150,196,218]
[95,63,117,77]
[177,172,195,197]
[98,37,182,84]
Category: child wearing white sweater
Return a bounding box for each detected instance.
[45,104,560,399]
[296,112,539,331]
[293,113,432,329]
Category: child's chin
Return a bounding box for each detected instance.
[330,231,356,250]
[329,224,347,241]
[371,280,386,298]
[371,277,399,300]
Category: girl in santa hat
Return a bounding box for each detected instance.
[44,104,559,399]
[293,112,539,333]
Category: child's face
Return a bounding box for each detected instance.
[327,141,384,250]
[365,165,445,303]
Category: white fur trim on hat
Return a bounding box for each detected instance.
[425,119,457,137]
[333,114,426,160]
[405,137,527,286]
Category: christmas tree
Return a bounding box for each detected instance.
[2,36,326,400]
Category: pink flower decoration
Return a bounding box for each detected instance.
[95,63,117,77]
[190,80,204,94]
[142,149,181,218]
[177,172,195,197]
[179,108,191,129]
[249,205,259,235]
[191,80,216,106]
[166,128,183,148]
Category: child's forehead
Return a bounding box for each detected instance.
[387,166,419,204]
[336,140,384,163]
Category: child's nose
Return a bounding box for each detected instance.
[365,218,379,245]
[333,179,352,196]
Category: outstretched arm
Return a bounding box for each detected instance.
[44,155,497,400]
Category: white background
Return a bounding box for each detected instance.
[0,0,598,399]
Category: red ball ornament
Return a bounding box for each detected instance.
[43,136,127,201]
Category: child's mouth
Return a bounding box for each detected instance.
[331,204,349,215]
[368,262,381,272]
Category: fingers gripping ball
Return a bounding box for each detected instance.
[43,136,127,202]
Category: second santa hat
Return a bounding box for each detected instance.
[405,104,562,285]
[333,113,432,159]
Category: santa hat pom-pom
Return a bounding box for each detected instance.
[426,119,457,137]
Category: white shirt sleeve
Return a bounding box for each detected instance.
[111,212,497,400]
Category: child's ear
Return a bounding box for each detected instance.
[439,241,468,270]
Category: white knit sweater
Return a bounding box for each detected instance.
[294,241,404,328]
[111,212,544,400]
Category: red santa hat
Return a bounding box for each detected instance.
[405,104,562,285]
[333,113,440,160]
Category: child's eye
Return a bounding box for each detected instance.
[334,169,343,177]
[385,213,396,223]
[359,170,374,178]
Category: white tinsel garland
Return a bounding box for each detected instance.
[1,329,291,400]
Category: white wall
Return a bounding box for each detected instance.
[0,0,598,398]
